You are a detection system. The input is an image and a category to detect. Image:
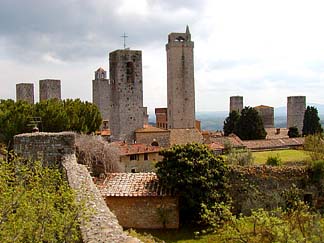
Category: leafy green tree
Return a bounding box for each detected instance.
[35,99,69,132]
[0,99,102,145]
[302,106,323,136]
[0,156,82,242]
[288,126,300,138]
[223,111,240,136]
[156,143,230,227]
[0,100,35,146]
[235,106,267,140]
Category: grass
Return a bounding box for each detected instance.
[252,149,310,165]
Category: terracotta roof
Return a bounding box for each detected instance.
[254,105,273,109]
[96,67,105,72]
[210,134,245,148]
[135,126,170,133]
[208,142,224,151]
[98,173,173,197]
[111,142,161,155]
[242,137,304,150]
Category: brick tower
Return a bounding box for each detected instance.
[92,67,110,121]
[166,26,195,129]
[109,49,146,142]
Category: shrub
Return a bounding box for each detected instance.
[288,126,300,138]
[266,154,282,166]
[226,148,254,166]
[304,134,324,161]
[310,160,324,183]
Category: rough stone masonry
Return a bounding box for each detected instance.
[14,132,141,243]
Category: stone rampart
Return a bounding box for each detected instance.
[13,132,141,243]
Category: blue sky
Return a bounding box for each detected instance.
[1,0,324,115]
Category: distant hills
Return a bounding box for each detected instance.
[149,103,324,131]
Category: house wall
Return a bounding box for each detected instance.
[105,196,179,229]
[135,131,170,147]
[119,152,162,172]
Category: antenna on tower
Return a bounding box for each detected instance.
[120,32,128,49]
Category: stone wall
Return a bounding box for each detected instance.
[14,132,75,166]
[228,165,322,215]
[135,130,170,147]
[105,196,179,229]
[13,132,141,243]
[169,128,203,145]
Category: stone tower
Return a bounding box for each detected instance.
[287,96,306,132]
[39,79,61,101]
[109,49,146,142]
[254,105,274,128]
[166,26,195,129]
[230,96,243,113]
[16,83,34,104]
[92,67,110,121]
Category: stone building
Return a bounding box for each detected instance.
[16,83,34,104]
[230,96,243,113]
[254,105,274,128]
[99,173,179,229]
[92,67,110,121]
[287,96,306,132]
[135,126,171,147]
[109,49,147,142]
[166,26,195,129]
[39,79,61,101]
[111,141,162,173]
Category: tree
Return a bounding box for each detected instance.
[223,111,240,136]
[156,143,230,226]
[288,126,300,138]
[235,106,267,140]
[0,99,102,145]
[302,106,323,136]
[0,100,35,146]
[0,156,82,242]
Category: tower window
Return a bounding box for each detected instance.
[126,62,135,83]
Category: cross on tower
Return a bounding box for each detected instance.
[120,32,128,49]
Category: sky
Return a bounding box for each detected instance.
[1,0,324,115]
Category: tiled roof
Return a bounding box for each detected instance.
[208,142,224,150]
[242,137,304,150]
[135,126,170,133]
[111,142,161,155]
[210,134,245,148]
[98,173,173,197]
[254,105,273,109]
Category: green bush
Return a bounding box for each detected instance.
[226,148,254,166]
[266,154,282,166]
[310,160,324,183]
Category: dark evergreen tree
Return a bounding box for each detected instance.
[156,143,230,226]
[302,106,323,136]
[288,126,300,138]
[223,110,240,136]
[235,106,267,140]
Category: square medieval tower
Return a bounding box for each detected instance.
[109,49,146,142]
[166,26,195,129]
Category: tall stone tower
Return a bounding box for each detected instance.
[92,67,111,121]
[109,49,146,142]
[166,26,195,129]
[230,96,243,113]
[254,105,274,128]
[287,96,306,132]
[39,79,61,101]
[16,83,34,104]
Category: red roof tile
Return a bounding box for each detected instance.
[98,173,173,197]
